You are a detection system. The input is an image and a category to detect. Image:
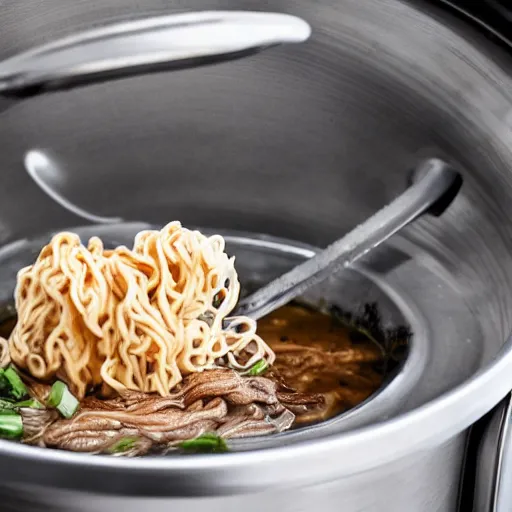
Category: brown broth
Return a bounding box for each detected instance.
[257,304,386,423]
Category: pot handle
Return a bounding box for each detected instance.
[467,392,512,511]
[493,393,512,511]
[0,11,311,97]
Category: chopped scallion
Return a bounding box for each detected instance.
[108,436,139,454]
[0,409,18,416]
[0,398,15,410]
[0,411,23,439]
[48,381,79,419]
[180,433,228,453]
[47,381,64,407]
[16,398,44,410]
[0,397,42,410]
[1,366,28,400]
[248,359,268,376]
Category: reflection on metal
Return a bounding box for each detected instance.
[24,150,123,224]
[0,11,311,96]
[495,394,512,511]
[469,395,512,511]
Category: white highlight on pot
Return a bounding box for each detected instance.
[0,11,311,94]
[24,150,122,224]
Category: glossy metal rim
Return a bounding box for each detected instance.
[493,395,512,511]
[0,230,511,496]
[436,0,512,47]
[466,395,511,511]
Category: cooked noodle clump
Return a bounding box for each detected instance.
[8,222,274,398]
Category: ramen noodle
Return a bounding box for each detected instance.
[8,222,274,399]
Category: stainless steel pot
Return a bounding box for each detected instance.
[1,0,512,510]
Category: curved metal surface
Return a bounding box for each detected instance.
[0,11,310,96]
[438,1,512,48]
[462,393,512,512]
[494,396,512,511]
[0,0,512,510]
[468,395,512,511]
[0,435,468,512]
[24,150,124,224]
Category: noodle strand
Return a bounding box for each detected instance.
[8,222,275,398]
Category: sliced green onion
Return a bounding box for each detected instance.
[47,381,64,407]
[0,397,43,411]
[16,398,44,410]
[0,398,15,410]
[0,411,23,439]
[180,433,228,454]
[0,397,44,411]
[0,409,18,416]
[248,359,268,376]
[47,381,79,419]
[2,366,28,400]
[108,436,139,454]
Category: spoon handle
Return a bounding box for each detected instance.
[0,11,310,97]
[235,159,462,320]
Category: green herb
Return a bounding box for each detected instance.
[48,381,79,419]
[0,366,28,400]
[0,411,23,439]
[247,359,268,376]
[180,433,228,454]
[0,409,18,416]
[0,370,8,393]
[108,436,139,454]
[16,398,44,409]
[0,398,15,410]
[0,397,42,411]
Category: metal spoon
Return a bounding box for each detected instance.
[0,11,311,97]
[234,158,462,320]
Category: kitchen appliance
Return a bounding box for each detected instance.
[1,0,512,511]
